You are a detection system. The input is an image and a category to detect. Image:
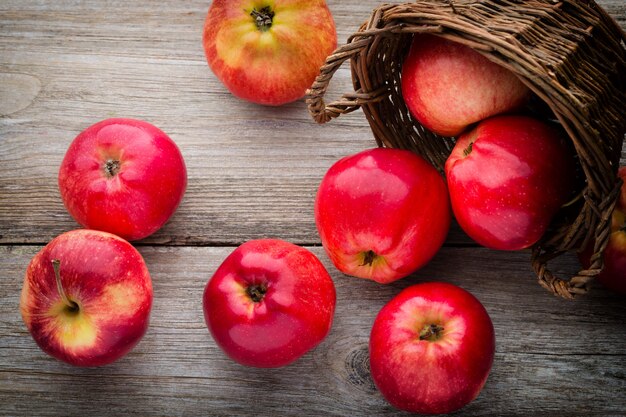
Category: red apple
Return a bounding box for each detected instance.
[579,167,626,295]
[203,0,337,106]
[370,282,495,414]
[203,239,336,368]
[445,115,576,250]
[315,148,450,284]
[20,229,153,367]
[58,118,187,241]
[402,34,530,137]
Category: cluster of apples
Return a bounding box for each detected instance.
[202,11,625,415]
[403,34,578,252]
[313,147,494,414]
[202,147,494,415]
[400,33,626,295]
[20,118,187,366]
[311,32,626,413]
[19,0,625,416]
[200,2,497,412]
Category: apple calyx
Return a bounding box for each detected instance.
[362,250,378,266]
[103,159,121,178]
[246,283,267,303]
[250,7,275,32]
[463,141,474,157]
[51,259,79,314]
[418,323,444,342]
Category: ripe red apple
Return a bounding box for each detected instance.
[315,148,450,284]
[20,229,153,367]
[370,282,495,414]
[58,118,187,241]
[445,115,576,250]
[203,239,336,368]
[579,167,626,295]
[402,33,530,137]
[202,0,337,106]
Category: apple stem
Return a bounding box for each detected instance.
[419,324,444,342]
[246,284,267,303]
[251,6,274,32]
[104,159,121,177]
[51,260,79,312]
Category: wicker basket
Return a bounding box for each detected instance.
[306,0,626,299]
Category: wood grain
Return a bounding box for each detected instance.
[1,0,626,416]
[1,245,625,417]
[0,0,624,246]
[0,0,375,246]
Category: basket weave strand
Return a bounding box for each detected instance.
[306,0,626,299]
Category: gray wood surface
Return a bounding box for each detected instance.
[1,1,625,416]
[2,246,625,416]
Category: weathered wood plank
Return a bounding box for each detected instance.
[1,245,624,416]
[1,1,625,414]
[0,0,624,246]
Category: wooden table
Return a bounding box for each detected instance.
[1,1,625,415]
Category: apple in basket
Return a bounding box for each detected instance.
[402,33,531,137]
[370,282,495,414]
[20,229,153,367]
[445,115,576,250]
[315,148,450,283]
[58,118,187,241]
[579,166,626,295]
[203,0,337,105]
[203,239,336,367]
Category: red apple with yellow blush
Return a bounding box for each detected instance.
[402,34,530,137]
[203,0,337,106]
[20,229,153,367]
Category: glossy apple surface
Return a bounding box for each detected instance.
[402,34,530,137]
[59,118,187,241]
[203,0,337,106]
[315,148,450,284]
[580,166,626,295]
[20,229,153,367]
[445,115,576,250]
[203,239,336,368]
[370,282,495,414]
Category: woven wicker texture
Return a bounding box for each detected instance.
[307,0,626,299]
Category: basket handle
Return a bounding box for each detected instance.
[306,36,388,124]
[531,179,622,299]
